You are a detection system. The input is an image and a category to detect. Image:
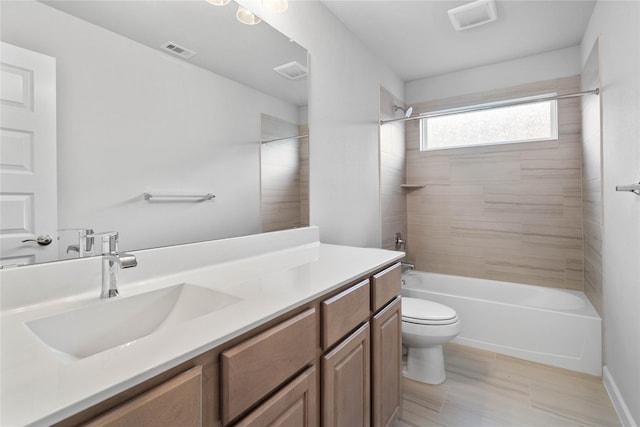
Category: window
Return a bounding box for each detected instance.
[420,94,558,151]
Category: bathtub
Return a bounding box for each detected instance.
[401,271,602,376]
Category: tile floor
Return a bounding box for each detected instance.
[396,343,620,427]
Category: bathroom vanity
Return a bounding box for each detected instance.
[0,227,403,426]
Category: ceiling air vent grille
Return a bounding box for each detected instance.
[273,61,308,80]
[161,41,196,59]
[448,0,498,31]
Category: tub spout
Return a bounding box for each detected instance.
[401,262,415,272]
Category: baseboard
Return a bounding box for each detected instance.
[603,365,638,427]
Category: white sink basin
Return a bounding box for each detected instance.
[26,283,242,360]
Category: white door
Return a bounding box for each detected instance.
[0,42,58,267]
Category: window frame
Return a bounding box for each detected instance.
[419,93,559,152]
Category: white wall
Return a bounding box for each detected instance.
[406,45,582,104]
[1,1,298,253]
[238,0,405,248]
[581,1,640,425]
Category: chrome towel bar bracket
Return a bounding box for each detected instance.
[615,182,640,195]
[143,193,215,202]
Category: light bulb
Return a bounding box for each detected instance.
[236,6,262,25]
[262,0,288,13]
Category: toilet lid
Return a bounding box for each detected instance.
[402,297,459,325]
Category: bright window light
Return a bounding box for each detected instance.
[420,95,558,151]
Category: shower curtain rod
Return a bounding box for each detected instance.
[261,134,309,144]
[379,88,600,125]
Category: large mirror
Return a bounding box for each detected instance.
[0,0,309,267]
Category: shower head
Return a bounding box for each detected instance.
[394,104,413,118]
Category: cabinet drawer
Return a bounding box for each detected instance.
[221,308,317,425]
[321,279,370,350]
[235,366,317,427]
[371,263,401,312]
[85,365,202,427]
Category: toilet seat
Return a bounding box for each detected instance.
[402,297,459,325]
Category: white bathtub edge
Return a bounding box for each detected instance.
[603,365,638,427]
[403,271,602,376]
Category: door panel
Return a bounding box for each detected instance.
[0,42,57,266]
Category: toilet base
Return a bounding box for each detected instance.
[403,345,446,384]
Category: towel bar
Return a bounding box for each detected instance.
[143,193,215,202]
[615,182,640,195]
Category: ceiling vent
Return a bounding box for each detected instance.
[448,0,498,31]
[273,61,308,80]
[160,41,196,59]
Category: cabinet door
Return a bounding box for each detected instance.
[322,323,370,427]
[371,296,402,427]
[235,366,317,427]
[84,365,202,427]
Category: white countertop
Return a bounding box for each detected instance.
[0,228,403,426]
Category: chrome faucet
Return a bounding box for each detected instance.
[66,228,95,256]
[401,262,415,273]
[97,232,137,298]
[395,232,406,250]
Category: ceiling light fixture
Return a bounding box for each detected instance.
[262,0,288,13]
[206,0,231,5]
[236,6,262,25]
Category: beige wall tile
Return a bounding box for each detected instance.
[405,77,585,290]
[581,42,603,315]
[261,114,304,232]
[380,86,407,250]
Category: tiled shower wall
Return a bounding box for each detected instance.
[581,42,603,314]
[299,123,310,227]
[405,76,585,290]
[261,114,308,232]
[380,86,407,251]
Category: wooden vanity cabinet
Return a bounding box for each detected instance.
[319,261,402,427]
[320,278,371,427]
[372,296,402,427]
[371,263,402,313]
[234,366,317,427]
[370,263,402,427]
[321,279,370,350]
[55,261,402,427]
[322,323,371,427]
[83,365,203,427]
[221,308,317,425]
[54,350,219,427]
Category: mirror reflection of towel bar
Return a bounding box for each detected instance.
[615,182,640,195]
[143,193,215,202]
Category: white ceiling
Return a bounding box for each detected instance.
[41,0,309,106]
[322,0,596,82]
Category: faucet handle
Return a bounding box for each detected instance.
[89,231,119,253]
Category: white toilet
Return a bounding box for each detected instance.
[401,297,461,384]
